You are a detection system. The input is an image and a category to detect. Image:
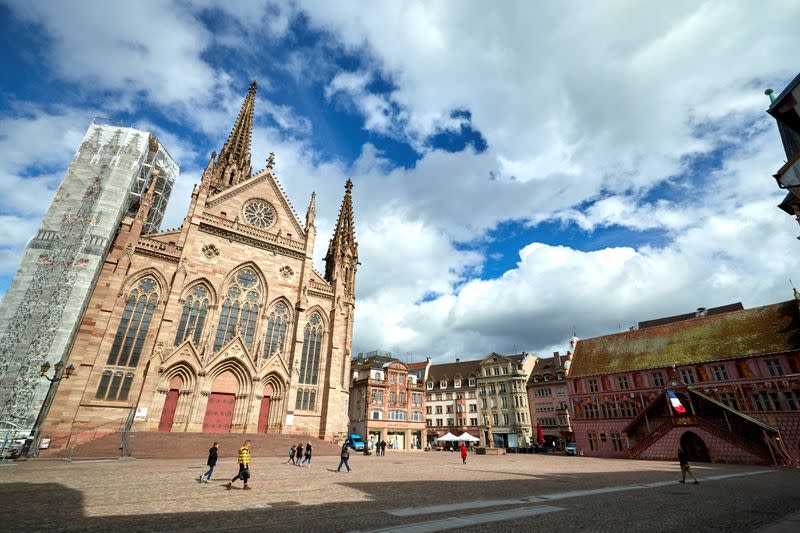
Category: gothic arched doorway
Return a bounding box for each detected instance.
[257,383,273,434]
[202,371,238,433]
[681,431,711,462]
[158,376,182,432]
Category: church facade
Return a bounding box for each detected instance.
[41,81,359,444]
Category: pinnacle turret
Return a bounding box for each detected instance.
[210,81,256,193]
[324,179,358,290]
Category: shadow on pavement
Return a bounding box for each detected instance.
[1,467,798,532]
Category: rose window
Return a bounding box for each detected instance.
[242,199,276,229]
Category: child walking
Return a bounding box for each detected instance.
[200,441,219,483]
[226,440,252,490]
[287,445,296,465]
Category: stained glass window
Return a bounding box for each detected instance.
[213,268,261,351]
[262,303,290,358]
[107,276,160,367]
[298,313,323,385]
[174,285,210,346]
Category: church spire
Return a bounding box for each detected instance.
[324,179,358,289]
[210,80,256,193]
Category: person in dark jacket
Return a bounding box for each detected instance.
[677,447,699,484]
[302,442,313,466]
[200,441,219,483]
[336,443,351,472]
[287,445,296,465]
[296,443,304,466]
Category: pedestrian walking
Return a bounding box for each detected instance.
[302,442,313,466]
[296,443,304,466]
[677,447,699,484]
[226,440,252,491]
[460,442,468,464]
[200,441,219,483]
[379,440,386,456]
[336,442,351,472]
[287,445,296,465]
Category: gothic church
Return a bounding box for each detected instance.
[41,82,358,442]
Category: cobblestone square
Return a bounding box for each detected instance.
[1,451,799,532]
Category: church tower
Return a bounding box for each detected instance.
[36,81,359,450]
[210,80,256,192]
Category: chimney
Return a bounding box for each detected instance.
[696,307,707,318]
[455,357,460,363]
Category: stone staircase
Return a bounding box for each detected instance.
[42,432,343,460]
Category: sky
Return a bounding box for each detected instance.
[1,1,799,363]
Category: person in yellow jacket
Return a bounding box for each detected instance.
[226,440,252,490]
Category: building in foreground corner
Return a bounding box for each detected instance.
[0,121,178,431]
[766,72,800,231]
[567,298,800,464]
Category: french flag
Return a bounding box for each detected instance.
[667,390,687,414]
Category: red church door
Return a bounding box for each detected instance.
[257,396,271,433]
[202,393,235,433]
[158,389,179,432]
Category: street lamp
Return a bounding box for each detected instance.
[23,361,76,457]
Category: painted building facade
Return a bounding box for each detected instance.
[349,357,426,450]
[477,352,536,448]
[0,122,177,430]
[425,358,482,446]
[568,298,800,464]
[526,353,572,447]
[37,81,359,447]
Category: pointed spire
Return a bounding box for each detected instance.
[324,178,358,283]
[305,191,316,230]
[211,80,256,193]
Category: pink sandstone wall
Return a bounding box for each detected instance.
[636,426,768,464]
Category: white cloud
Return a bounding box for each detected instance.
[3,0,800,364]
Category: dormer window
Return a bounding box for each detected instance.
[544,374,550,382]
[468,378,476,387]
[440,380,447,389]
[556,373,564,380]
[533,376,540,383]
[454,379,462,388]
[426,381,433,390]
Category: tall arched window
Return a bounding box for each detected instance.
[299,313,324,385]
[213,267,261,351]
[107,276,160,367]
[174,285,210,346]
[262,302,290,358]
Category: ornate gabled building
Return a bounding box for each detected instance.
[39,82,359,446]
[567,298,800,464]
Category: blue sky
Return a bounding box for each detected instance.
[1,1,799,360]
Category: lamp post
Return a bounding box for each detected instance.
[23,361,75,457]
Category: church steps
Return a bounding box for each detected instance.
[40,432,342,460]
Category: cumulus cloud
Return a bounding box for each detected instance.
[2,0,798,365]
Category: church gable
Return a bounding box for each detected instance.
[205,170,305,237]
[205,335,257,374]
[161,339,203,368]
